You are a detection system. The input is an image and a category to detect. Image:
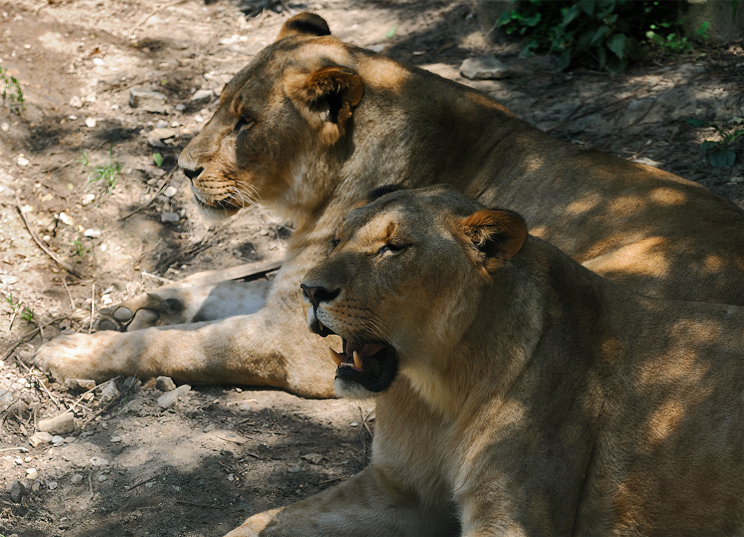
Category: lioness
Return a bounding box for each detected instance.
[226,185,744,537]
[35,13,744,397]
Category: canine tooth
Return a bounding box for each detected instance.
[329,347,343,367]
[318,320,324,331]
[353,351,363,370]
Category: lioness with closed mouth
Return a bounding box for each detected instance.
[225,185,744,537]
[36,13,744,398]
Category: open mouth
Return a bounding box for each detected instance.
[314,321,397,393]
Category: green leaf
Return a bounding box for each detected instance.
[556,49,572,70]
[708,147,736,167]
[604,53,626,73]
[153,152,163,167]
[596,45,607,68]
[591,26,610,47]
[561,4,581,26]
[579,0,596,16]
[522,13,541,27]
[385,25,398,39]
[607,33,626,59]
[685,118,710,128]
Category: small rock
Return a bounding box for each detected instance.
[175,103,186,112]
[100,381,120,401]
[110,435,122,443]
[98,474,107,482]
[161,212,179,223]
[70,473,84,484]
[17,156,29,167]
[81,193,96,206]
[1,122,8,132]
[31,480,41,493]
[58,212,74,226]
[84,228,101,238]
[10,479,27,503]
[459,56,513,80]
[163,186,178,198]
[26,468,38,480]
[89,457,109,467]
[93,57,104,66]
[65,378,97,392]
[301,453,326,465]
[29,431,53,447]
[632,157,662,168]
[155,119,169,129]
[51,435,65,444]
[129,87,168,113]
[0,275,18,285]
[85,117,97,128]
[149,127,177,141]
[85,92,96,103]
[69,96,83,108]
[157,384,191,408]
[190,89,214,104]
[350,421,359,427]
[156,376,177,392]
[38,412,76,435]
[287,467,301,473]
[47,481,58,490]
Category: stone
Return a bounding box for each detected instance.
[38,412,76,435]
[155,119,169,129]
[17,156,29,167]
[190,89,214,105]
[175,103,186,112]
[10,479,27,503]
[1,122,8,131]
[29,431,53,447]
[65,378,96,392]
[157,384,191,408]
[100,381,120,401]
[301,453,326,464]
[58,212,74,226]
[161,212,179,223]
[89,457,109,467]
[70,473,84,484]
[81,193,96,205]
[98,474,107,482]
[84,228,101,238]
[129,87,168,113]
[0,275,18,285]
[149,127,177,140]
[85,117,97,128]
[156,376,177,392]
[26,468,38,480]
[47,481,58,490]
[459,56,512,80]
[69,95,83,108]
[164,186,178,198]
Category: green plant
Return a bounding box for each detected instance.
[21,307,34,324]
[152,152,163,167]
[77,150,89,170]
[5,293,19,313]
[87,146,121,195]
[1,66,24,113]
[646,20,692,54]
[686,118,744,167]
[70,237,89,257]
[695,21,710,45]
[496,0,690,73]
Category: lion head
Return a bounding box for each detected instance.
[178,13,364,223]
[300,185,527,399]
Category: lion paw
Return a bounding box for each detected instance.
[34,331,124,382]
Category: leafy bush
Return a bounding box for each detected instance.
[685,118,744,167]
[496,0,690,73]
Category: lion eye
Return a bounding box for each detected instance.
[377,243,406,256]
[234,117,254,133]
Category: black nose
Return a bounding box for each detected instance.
[301,284,340,308]
[181,165,204,181]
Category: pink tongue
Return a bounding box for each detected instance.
[346,342,385,358]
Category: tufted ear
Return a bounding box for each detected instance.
[285,66,364,144]
[276,12,331,40]
[461,209,527,272]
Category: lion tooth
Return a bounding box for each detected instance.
[353,351,363,370]
[318,320,325,331]
[329,347,343,367]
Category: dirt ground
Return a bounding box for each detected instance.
[0,0,742,535]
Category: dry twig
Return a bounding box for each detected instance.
[128,0,191,40]
[62,277,75,311]
[119,168,176,221]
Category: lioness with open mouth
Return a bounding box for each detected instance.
[226,185,744,537]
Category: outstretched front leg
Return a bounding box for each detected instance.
[225,465,459,537]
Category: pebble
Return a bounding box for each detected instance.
[155,119,169,129]
[301,453,325,464]
[85,117,97,128]
[110,435,122,443]
[156,376,177,392]
[98,474,107,482]
[84,228,101,238]
[161,212,179,223]
[164,185,178,198]
[65,378,96,392]
[69,96,83,108]
[93,57,104,66]
[26,468,38,480]
[190,88,214,104]
[70,473,84,484]
[38,412,76,435]
[89,457,110,467]
[69,114,78,120]
[29,431,53,447]
[81,193,96,205]
[17,156,29,167]
[350,422,359,427]
[47,481,58,490]
[157,384,191,408]
[58,212,74,226]
[51,435,65,445]
[10,479,27,503]
[459,56,513,80]
[0,275,18,285]
[129,87,168,114]
[100,381,120,401]
[1,122,8,131]
[175,103,186,111]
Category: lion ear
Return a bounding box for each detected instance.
[460,210,527,272]
[276,12,331,40]
[285,66,364,144]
